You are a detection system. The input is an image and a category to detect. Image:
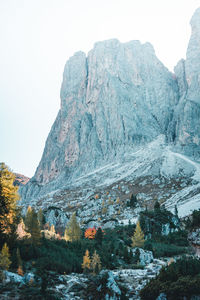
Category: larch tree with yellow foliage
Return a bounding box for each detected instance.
[91,250,101,274]
[131,221,145,248]
[0,163,20,241]
[25,206,41,246]
[82,249,91,273]
[64,212,81,242]
[0,243,11,280]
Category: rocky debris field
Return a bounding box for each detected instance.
[0,256,166,300]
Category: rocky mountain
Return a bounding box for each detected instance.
[14,173,30,186]
[20,8,200,223]
[173,7,200,158]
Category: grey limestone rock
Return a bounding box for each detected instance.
[20,8,200,210]
[132,248,153,266]
[20,38,179,203]
[174,8,200,158]
[156,294,167,300]
[44,207,69,227]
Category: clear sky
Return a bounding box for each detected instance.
[1,0,200,177]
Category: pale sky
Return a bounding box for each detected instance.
[1,0,200,177]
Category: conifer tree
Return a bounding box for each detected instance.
[25,207,41,245]
[123,246,129,263]
[91,250,101,274]
[0,163,20,240]
[174,205,179,218]
[95,227,103,245]
[154,200,160,211]
[0,243,11,277]
[25,206,33,230]
[129,194,137,208]
[82,249,91,273]
[64,212,81,242]
[37,208,45,230]
[133,248,140,264]
[131,221,145,248]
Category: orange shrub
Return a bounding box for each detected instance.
[85,227,97,239]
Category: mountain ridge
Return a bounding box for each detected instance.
[19,8,200,221]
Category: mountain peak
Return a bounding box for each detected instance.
[19,8,200,221]
[190,7,200,30]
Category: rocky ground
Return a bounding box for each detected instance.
[19,136,200,232]
[0,254,167,300]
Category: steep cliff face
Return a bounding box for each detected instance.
[174,7,200,158]
[20,8,200,211]
[33,40,178,187]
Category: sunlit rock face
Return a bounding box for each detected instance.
[174,8,200,158]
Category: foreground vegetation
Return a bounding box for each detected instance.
[140,257,200,300]
[0,163,200,299]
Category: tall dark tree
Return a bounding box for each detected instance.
[154,200,160,211]
[95,227,103,245]
[129,194,137,208]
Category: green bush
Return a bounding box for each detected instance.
[191,209,200,228]
[140,257,200,300]
[151,242,188,257]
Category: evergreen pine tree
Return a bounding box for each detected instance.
[95,227,103,245]
[25,207,41,245]
[64,212,81,242]
[154,200,160,211]
[133,248,140,264]
[82,249,91,273]
[0,163,20,240]
[174,205,179,218]
[123,246,129,263]
[129,194,137,208]
[91,250,101,274]
[131,221,145,248]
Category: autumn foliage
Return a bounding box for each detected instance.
[0,163,20,237]
[84,227,105,240]
[82,249,91,272]
[85,227,97,239]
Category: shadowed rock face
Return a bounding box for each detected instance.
[174,7,200,158]
[20,8,200,205]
